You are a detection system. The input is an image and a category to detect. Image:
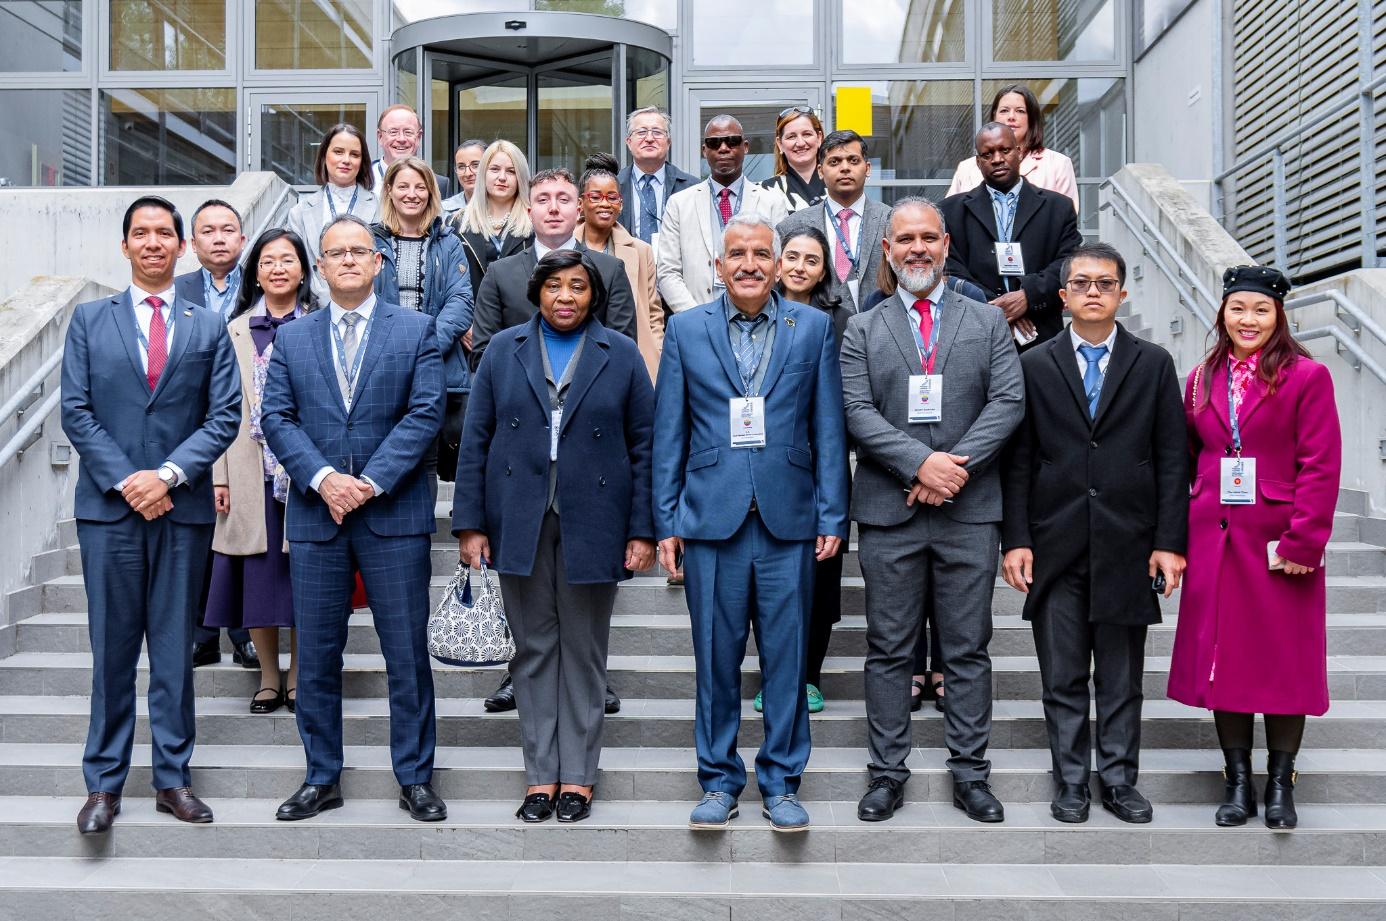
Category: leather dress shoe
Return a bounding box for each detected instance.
[484,673,516,712]
[232,639,260,669]
[77,792,121,835]
[857,776,905,822]
[191,641,221,667]
[1101,784,1153,824]
[276,783,343,821]
[952,780,1005,823]
[516,792,555,823]
[1050,783,1091,823]
[155,786,213,824]
[399,783,447,822]
[556,791,592,823]
[605,685,621,714]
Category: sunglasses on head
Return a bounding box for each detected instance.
[779,105,814,119]
[704,135,745,150]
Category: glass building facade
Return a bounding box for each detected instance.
[0,0,1129,231]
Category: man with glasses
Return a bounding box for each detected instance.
[656,115,790,315]
[939,123,1082,349]
[371,105,449,195]
[617,107,697,247]
[442,139,487,217]
[1000,242,1187,825]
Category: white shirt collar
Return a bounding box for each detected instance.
[128,282,176,310]
[533,236,580,261]
[1070,323,1118,355]
[826,194,867,216]
[897,279,948,316]
[636,164,665,182]
[710,175,744,197]
[329,293,377,325]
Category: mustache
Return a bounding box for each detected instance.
[733,269,767,282]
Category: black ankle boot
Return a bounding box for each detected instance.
[1263,751,1298,830]
[1215,748,1256,827]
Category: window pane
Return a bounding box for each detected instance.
[537,55,613,173]
[456,77,529,158]
[626,46,670,116]
[833,81,973,193]
[0,89,90,185]
[394,50,417,108]
[842,0,965,64]
[0,1,82,71]
[100,87,236,184]
[260,101,368,186]
[693,0,814,66]
[392,0,524,29]
[110,0,226,70]
[991,0,1116,62]
[255,0,371,70]
[536,0,677,30]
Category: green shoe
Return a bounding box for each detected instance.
[806,684,825,713]
[753,691,763,712]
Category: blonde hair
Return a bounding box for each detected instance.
[458,140,533,238]
[379,158,442,236]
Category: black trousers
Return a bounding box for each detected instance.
[805,551,843,688]
[437,392,469,482]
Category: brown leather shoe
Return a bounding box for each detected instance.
[155,786,214,824]
[77,792,121,835]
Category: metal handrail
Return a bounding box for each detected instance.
[1294,325,1386,386]
[1285,289,1386,352]
[0,348,63,431]
[237,183,297,271]
[0,388,60,469]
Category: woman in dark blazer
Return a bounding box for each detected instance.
[452,250,656,825]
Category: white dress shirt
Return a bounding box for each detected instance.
[1070,324,1118,378]
[311,295,382,496]
[121,282,186,488]
[533,236,581,261]
[899,281,948,368]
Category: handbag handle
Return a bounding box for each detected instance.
[453,561,474,607]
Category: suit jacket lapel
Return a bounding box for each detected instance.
[347,306,393,419]
[964,187,1001,241]
[1049,330,1092,422]
[111,292,151,394]
[927,289,966,377]
[703,298,745,394]
[1091,325,1139,427]
[313,311,348,417]
[515,318,551,416]
[696,183,716,263]
[1010,182,1043,242]
[150,295,195,402]
[879,292,924,373]
[757,296,796,396]
[558,323,610,431]
[1233,369,1269,432]
[855,203,887,283]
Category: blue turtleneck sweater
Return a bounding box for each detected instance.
[540,317,584,381]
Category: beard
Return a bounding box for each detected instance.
[888,255,941,295]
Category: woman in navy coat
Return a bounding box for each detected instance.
[452,250,656,825]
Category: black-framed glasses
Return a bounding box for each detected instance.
[704,135,745,150]
[1067,278,1121,294]
[779,105,814,118]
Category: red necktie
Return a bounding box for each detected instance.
[834,208,855,280]
[717,188,733,225]
[915,298,935,373]
[146,295,168,390]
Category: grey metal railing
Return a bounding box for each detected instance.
[0,347,64,468]
[237,182,298,271]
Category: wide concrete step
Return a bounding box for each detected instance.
[2,742,1385,804]
[3,696,1385,749]
[5,796,1386,867]
[6,650,1386,702]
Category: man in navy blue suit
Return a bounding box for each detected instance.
[61,195,242,834]
[260,214,447,823]
[653,214,850,833]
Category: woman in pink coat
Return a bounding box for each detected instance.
[1167,265,1342,831]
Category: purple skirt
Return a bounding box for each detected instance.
[204,480,294,629]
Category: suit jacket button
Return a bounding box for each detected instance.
[1088,487,1098,497]
[593,429,601,438]
[146,408,154,415]
[346,422,353,430]
[510,418,519,428]
[506,465,512,476]
[1219,518,1228,529]
[1089,440,1098,449]
[598,476,606,486]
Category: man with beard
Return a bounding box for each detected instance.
[839,197,1024,824]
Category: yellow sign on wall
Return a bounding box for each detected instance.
[834,86,873,136]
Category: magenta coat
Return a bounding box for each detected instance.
[1167,356,1342,715]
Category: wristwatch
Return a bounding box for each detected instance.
[157,466,177,488]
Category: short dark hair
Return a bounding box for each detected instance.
[530,167,578,192]
[975,121,1016,151]
[231,228,317,319]
[820,129,868,162]
[191,198,243,233]
[580,152,621,193]
[987,83,1045,153]
[526,249,608,314]
[313,123,374,192]
[122,195,183,242]
[1062,242,1127,287]
[455,138,487,155]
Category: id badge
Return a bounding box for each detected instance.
[550,408,562,461]
[907,374,943,423]
[729,397,767,447]
[994,242,1026,277]
[1220,456,1256,505]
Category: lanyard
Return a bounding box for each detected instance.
[826,202,860,276]
[330,309,372,401]
[132,299,174,362]
[1227,368,1245,456]
[713,183,742,231]
[731,301,774,396]
[203,269,238,320]
[325,184,360,220]
[991,190,1018,242]
[905,300,943,374]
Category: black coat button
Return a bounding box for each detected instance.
[1225,445,1234,456]
[505,465,512,476]
[346,422,353,430]
[1219,518,1228,529]
[1088,487,1098,497]
[598,476,606,486]
[593,428,602,438]
[1090,441,1098,449]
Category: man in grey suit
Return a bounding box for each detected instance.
[617,106,697,246]
[776,130,888,318]
[840,197,1024,824]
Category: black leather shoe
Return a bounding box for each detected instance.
[399,783,447,822]
[275,783,343,821]
[232,640,260,669]
[516,792,555,823]
[1263,751,1298,830]
[484,673,516,713]
[1216,748,1257,827]
[857,776,905,822]
[155,786,214,824]
[952,780,1005,823]
[1050,783,1090,823]
[191,641,221,667]
[77,792,121,835]
[556,791,592,823]
[605,685,621,714]
[1101,784,1153,824]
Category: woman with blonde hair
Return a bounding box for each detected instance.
[454,139,535,284]
[760,106,826,211]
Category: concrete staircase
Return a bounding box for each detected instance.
[4,486,1386,918]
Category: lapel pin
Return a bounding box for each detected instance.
[785,317,795,328]
[183,309,193,317]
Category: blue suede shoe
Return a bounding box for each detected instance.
[762,794,810,832]
[689,791,738,829]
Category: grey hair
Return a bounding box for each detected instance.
[720,213,782,260]
[626,106,672,136]
[319,213,374,250]
[886,196,947,238]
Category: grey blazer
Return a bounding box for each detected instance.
[284,187,380,303]
[840,286,1024,527]
[777,197,890,314]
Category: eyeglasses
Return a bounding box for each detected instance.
[583,191,623,204]
[629,127,668,140]
[321,246,375,263]
[704,135,745,150]
[456,162,480,174]
[1067,278,1121,294]
[779,105,814,119]
[257,257,300,270]
[381,128,419,140]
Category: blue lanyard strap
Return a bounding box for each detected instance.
[325,184,359,220]
[826,202,860,276]
[904,300,943,373]
[132,300,174,358]
[330,310,372,398]
[1227,368,1244,455]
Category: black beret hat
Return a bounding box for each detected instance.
[1222,264,1291,301]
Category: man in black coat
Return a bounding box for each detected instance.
[1000,243,1188,826]
[940,124,1082,348]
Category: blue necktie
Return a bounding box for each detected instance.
[732,313,768,393]
[637,174,659,244]
[1079,344,1108,418]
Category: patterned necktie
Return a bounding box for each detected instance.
[340,311,361,401]
[834,207,855,281]
[1079,343,1108,418]
[145,295,168,390]
[731,313,768,392]
[717,187,733,226]
[915,299,934,372]
[638,174,659,244]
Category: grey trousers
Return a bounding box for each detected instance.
[497,511,618,786]
[859,510,998,783]
[1031,561,1147,787]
